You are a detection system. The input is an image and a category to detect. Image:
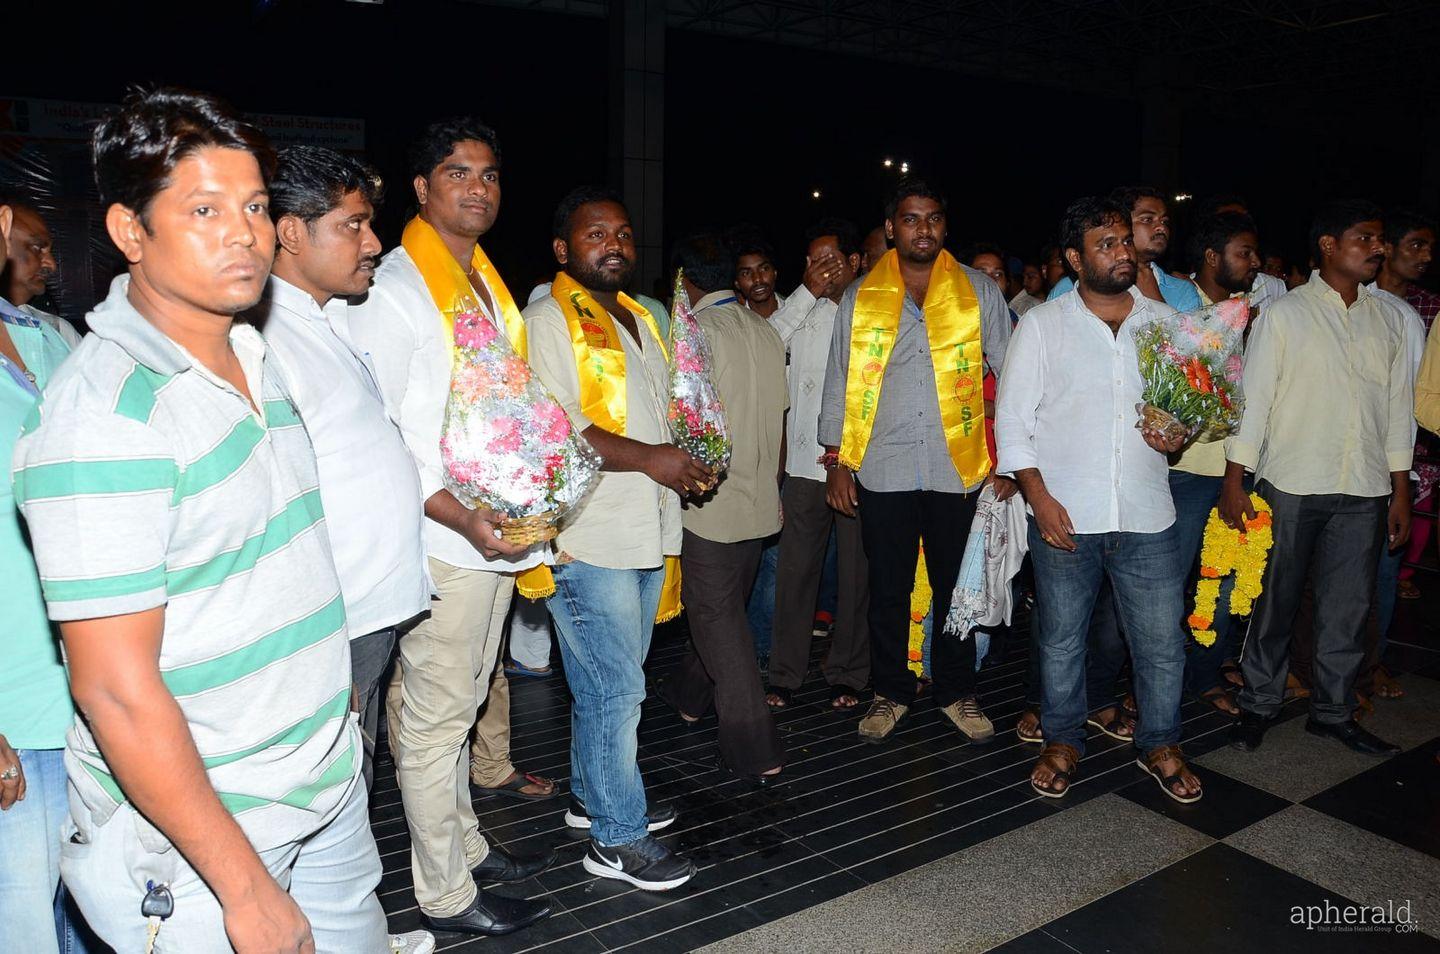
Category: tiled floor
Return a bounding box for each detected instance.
[372,582,1440,953]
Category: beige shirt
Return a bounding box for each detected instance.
[1226,271,1413,497]
[523,293,681,569]
[681,291,789,544]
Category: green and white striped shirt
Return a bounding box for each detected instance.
[12,276,359,851]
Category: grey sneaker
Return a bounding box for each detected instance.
[390,931,436,954]
[858,696,909,743]
[942,695,995,742]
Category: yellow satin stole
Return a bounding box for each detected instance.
[552,272,683,622]
[839,249,990,487]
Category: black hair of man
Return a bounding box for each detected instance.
[551,185,626,241]
[0,187,40,215]
[1383,207,1438,247]
[726,226,775,266]
[672,232,733,293]
[804,218,861,258]
[406,117,501,182]
[92,86,274,227]
[1039,243,1061,263]
[883,176,947,220]
[269,145,383,225]
[1186,212,1258,273]
[1198,193,1249,216]
[1060,196,1131,256]
[1309,199,1384,263]
[1107,184,1165,215]
[965,240,1007,263]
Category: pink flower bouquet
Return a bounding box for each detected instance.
[1134,297,1250,444]
[666,271,731,476]
[440,303,602,528]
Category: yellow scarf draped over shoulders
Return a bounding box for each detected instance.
[401,216,527,356]
[839,248,990,486]
[550,271,682,622]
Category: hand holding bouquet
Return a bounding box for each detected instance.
[440,302,602,542]
[666,271,731,484]
[1134,297,1249,445]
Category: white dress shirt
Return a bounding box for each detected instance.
[1368,282,1426,446]
[252,276,433,636]
[346,246,544,572]
[995,286,1177,534]
[769,284,836,481]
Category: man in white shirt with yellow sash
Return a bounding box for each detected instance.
[817,178,1012,745]
[525,186,703,891]
[347,119,554,938]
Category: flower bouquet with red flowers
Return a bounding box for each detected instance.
[1134,297,1250,445]
[666,271,731,481]
[440,300,602,542]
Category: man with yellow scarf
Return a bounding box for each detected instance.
[817,178,1013,744]
[525,187,706,891]
[347,119,554,937]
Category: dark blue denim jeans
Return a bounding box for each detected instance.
[548,560,665,846]
[1169,470,1238,696]
[746,535,780,657]
[1028,521,1188,755]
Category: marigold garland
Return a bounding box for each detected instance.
[908,542,930,675]
[1188,493,1273,647]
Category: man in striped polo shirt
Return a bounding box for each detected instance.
[13,89,390,953]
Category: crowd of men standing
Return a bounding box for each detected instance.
[1,85,1437,953]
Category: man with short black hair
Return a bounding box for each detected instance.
[734,234,783,319]
[819,177,1011,745]
[1225,200,1412,757]
[767,219,870,711]
[0,195,82,346]
[348,118,554,937]
[997,196,1200,804]
[14,86,390,953]
[525,187,701,890]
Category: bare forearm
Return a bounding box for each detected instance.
[582,424,657,475]
[75,671,269,904]
[424,488,473,536]
[1012,467,1049,503]
[1222,460,1247,486]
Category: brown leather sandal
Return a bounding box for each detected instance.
[1016,708,1044,744]
[1136,744,1202,804]
[1030,743,1080,799]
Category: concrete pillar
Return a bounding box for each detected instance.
[609,0,666,293]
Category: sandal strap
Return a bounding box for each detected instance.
[1143,744,1187,769]
[1039,742,1080,770]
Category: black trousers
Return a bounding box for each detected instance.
[671,530,786,775]
[1239,482,1386,723]
[857,485,978,707]
[769,476,871,692]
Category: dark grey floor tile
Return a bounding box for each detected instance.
[1303,739,1440,861]
[1115,762,1292,838]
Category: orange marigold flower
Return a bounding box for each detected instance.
[1187,614,1211,629]
[1200,567,1222,578]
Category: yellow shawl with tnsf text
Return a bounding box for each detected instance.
[839,248,990,487]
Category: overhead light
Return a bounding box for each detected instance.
[811,189,822,199]
[882,158,893,168]
[1174,193,1193,202]
[900,161,910,174]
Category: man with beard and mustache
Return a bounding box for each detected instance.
[347,119,554,938]
[661,231,789,782]
[13,87,390,953]
[249,147,430,803]
[996,196,1201,803]
[0,195,82,346]
[1048,186,1202,313]
[1225,201,1412,757]
[818,178,1012,745]
[524,187,703,890]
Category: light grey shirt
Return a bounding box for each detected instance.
[818,264,1011,493]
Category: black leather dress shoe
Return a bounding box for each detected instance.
[1304,719,1401,755]
[1229,711,1274,752]
[471,845,557,883]
[423,888,552,936]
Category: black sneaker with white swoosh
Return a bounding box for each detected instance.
[563,796,678,832]
[582,836,696,891]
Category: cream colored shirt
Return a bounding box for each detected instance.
[523,293,681,569]
[1226,271,1413,497]
[1416,315,1440,436]
[681,291,788,544]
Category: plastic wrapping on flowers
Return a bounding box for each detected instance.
[666,270,732,474]
[1134,296,1250,444]
[440,301,602,521]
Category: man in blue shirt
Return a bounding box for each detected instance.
[1048,186,1202,313]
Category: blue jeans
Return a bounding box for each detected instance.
[0,748,94,954]
[1376,539,1402,648]
[746,536,780,657]
[1029,521,1188,755]
[548,560,664,846]
[1169,471,1238,696]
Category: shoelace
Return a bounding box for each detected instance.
[959,697,984,719]
[624,835,669,863]
[869,698,900,720]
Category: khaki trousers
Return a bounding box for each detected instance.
[387,557,514,917]
[469,658,515,787]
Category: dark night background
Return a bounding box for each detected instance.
[5,0,1439,310]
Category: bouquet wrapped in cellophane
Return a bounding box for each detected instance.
[440,300,602,543]
[666,270,731,480]
[1134,297,1250,444]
